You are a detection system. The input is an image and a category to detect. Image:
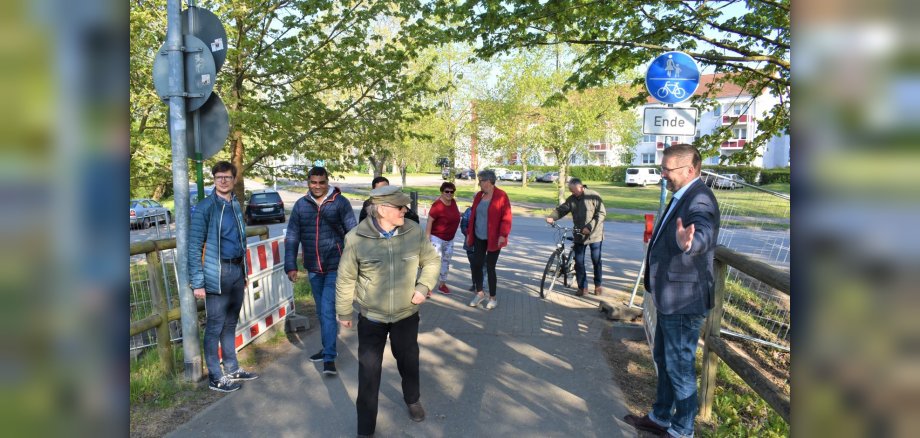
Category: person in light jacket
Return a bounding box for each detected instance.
[336,185,441,438]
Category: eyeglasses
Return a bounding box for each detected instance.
[382,204,408,212]
[214,175,234,182]
[442,190,454,194]
[659,165,690,173]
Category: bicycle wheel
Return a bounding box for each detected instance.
[562,249,576,288]
[656,87,669,98]
[673,86,686,98]
[540,250,563,299]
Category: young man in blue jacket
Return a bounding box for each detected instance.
[188,161,260,392]
[285,166,358,376]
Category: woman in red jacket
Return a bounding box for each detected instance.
[465,169,513,310]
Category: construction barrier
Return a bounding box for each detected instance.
[229,235,295,352]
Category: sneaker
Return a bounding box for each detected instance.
[438,284,451,294]
[226,367,260,381]
[594,285,603,296]
[309,349,324,362]
[407,402,426,422]
[209,375,242,393]
[575,288,586,297]
[323,361,338,376]
[469,293,486,307]
[485,298,498,310]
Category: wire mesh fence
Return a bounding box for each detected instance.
[129,230,183,355]
[703,170,790,351]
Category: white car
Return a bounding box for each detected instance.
[625,167,662,186]
[713,173,746,189]
[500,170,522,181]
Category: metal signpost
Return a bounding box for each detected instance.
[632,52,702,353]
[156,0,229,382]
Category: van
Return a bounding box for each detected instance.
[625,168,661,186]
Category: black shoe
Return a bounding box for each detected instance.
[356,434,374,438]
[226,367,260,381]
[407,401,425,422]
[468,284,475,291]
[309,349,324,362]
[208,375,242,393]
[323,361,337,376]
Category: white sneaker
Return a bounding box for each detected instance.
[469,293,486,307]
[486,298,498,310]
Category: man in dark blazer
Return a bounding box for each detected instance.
[625,144,720,438]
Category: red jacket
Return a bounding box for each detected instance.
[465,187,513,252]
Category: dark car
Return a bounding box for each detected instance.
[130,199,171,229]
[455,168,476,180]
[245,189,285,225]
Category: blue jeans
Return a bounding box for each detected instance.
[203,261,246,380]
[649,312,707,438]
[573,241,603,290]
[309,271,339,362]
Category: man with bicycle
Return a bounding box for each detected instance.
[545,178,607,296]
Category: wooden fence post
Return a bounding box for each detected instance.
[699,258,727,420]
[146,248,175,375]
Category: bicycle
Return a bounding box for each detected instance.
[655,81,687,99]
[539,223,581,299]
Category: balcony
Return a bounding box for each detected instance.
[656,141,680,150]
[721,114,749,125]
[720,139,747,150]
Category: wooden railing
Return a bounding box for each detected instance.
[129,226,269,373]
[699,245,790,424]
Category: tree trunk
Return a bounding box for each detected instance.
[231,130,246,202]
[400,166,408,186]
[557,164,568,204]
[151,182,170,202]
[521,155,529,188]
[369,156,384,178]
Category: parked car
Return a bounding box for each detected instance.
[712,173,746,190]
[489,168,511,180]
[525,170,539,181]
[189,186,215,215]
[624,167,662,186]
[500,170,523,181]
[130,199,171,229]
[537,172,559,183]
[245,189,286,224]
[455,168,476,180]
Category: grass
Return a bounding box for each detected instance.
[130,348,196,408]
[699,357,790,437]
[403,180,791,219]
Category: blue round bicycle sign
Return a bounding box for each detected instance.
[645,51,701,105]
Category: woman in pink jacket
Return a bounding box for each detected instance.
[465,169,513,310]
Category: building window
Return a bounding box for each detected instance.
[641,153,656,164]
[733,127,748,139]
[713,105,722,117]
[643,134,656,143]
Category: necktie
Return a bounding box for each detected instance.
[652,197,676,246]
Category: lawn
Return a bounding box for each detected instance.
[405,180,791,219]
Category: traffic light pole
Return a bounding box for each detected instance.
[166,0,203,383]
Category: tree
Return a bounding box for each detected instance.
[434,0,790,164]
[477,49,555,188]
[131,1,440,200]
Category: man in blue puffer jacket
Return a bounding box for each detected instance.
[188,161,259,393]
[285,166,357,376]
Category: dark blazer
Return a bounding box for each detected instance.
[644,178,720,315]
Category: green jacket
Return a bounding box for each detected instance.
[335,217,441,323]
[548,188,607,244]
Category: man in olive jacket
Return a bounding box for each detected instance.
[545,178,607,296]
[335,185,441,438]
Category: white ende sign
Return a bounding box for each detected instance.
[643,107,699,136]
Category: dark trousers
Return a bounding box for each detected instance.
[203,261,245,380]
[573,241,603,289]
[651,312,707,437]
[470,238,501,297]
[357,313,421,436]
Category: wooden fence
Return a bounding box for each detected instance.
[699,245,790,423]
[129,226,269,374]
